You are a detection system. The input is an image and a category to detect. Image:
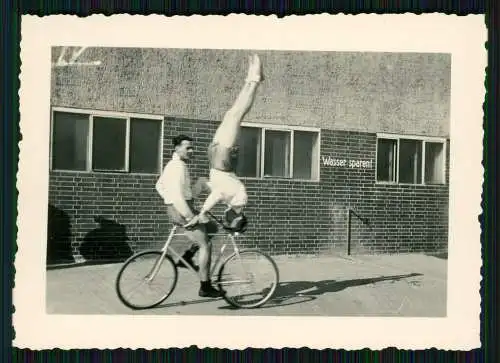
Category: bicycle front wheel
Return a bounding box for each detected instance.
[115,250,178,310]
[217,249,279,309]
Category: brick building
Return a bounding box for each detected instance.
[47,47,451,264]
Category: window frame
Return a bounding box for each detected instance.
[375,132,447,186]
[239,122,321,182]
[49,106,164,175]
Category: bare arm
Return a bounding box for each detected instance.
[199,190,223,216]
[183,179,222,227]
[192,177,223,215]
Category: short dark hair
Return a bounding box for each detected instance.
[172,134,193,148]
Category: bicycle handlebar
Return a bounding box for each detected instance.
[206,211,223,225]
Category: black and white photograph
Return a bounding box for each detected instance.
[46,45,452,316]
[14,14,485,350]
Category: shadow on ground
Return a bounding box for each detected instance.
[132,273,422,310]
[219,272,423,310]
[152,297,226,310]
[151,293,316,311]
[138,273,423,312]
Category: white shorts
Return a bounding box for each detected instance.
[208,168,248,208]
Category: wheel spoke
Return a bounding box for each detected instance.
[217,250,279,308]
[123,278,149,301]
[115,251,178,310]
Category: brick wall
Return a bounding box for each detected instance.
[47,117,449,263]
[47,47,450,263]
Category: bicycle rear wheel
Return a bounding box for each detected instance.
[217,249,279,308]
[115,250,178,310]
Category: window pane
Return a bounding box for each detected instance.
[264,130,291,177]
[293,131,317,179]
[92,117,127,171]
[236,127,260,177]
[398,139,423,184]
[376,138,396,182]
[425,142,445,184]
[129,118,162,173]
[52,111,89,170]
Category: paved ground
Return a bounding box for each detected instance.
[46,253,447,317]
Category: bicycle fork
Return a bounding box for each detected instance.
[209,232,242,276]
[146,226,177,282]
[213,233,253,286]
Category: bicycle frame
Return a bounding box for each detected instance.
[147,223,243,282]
[116,211,279,310]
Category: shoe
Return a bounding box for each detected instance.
[176,245,200,271]
[199,286,223,298]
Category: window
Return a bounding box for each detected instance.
[129,118,163,173]
[51,108,163,174]
[376,134,446,185]
[424,142,445,184]
[52,111,89,171]
[264,130,290,177]
[376,138,397,182]
[236,127,261,177]
[236,124,320,180]
[92,116,127,171]
[398,139,422,184]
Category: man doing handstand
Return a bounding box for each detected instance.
[184,54,263,229]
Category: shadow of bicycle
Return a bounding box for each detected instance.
[146,272,422,312]
[219,272,423,310]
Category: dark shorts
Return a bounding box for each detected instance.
[166,200,218,236]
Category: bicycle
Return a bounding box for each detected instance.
[115,211,279,310]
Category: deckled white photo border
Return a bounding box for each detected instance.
[14,14,486,350]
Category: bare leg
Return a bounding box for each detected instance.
[167,204,220,297]
[212,55,262,148]
[197,239,212,281]
[183,228,210,280]
[196,234,220,297]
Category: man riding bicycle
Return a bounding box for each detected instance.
[156,134,222,298]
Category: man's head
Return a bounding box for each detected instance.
[172,135,194,161]
[224,207,248,233]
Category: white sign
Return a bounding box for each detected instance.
[321,156,373,169]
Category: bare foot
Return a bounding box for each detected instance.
[246,54,262,83]
[253,54,263,81]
